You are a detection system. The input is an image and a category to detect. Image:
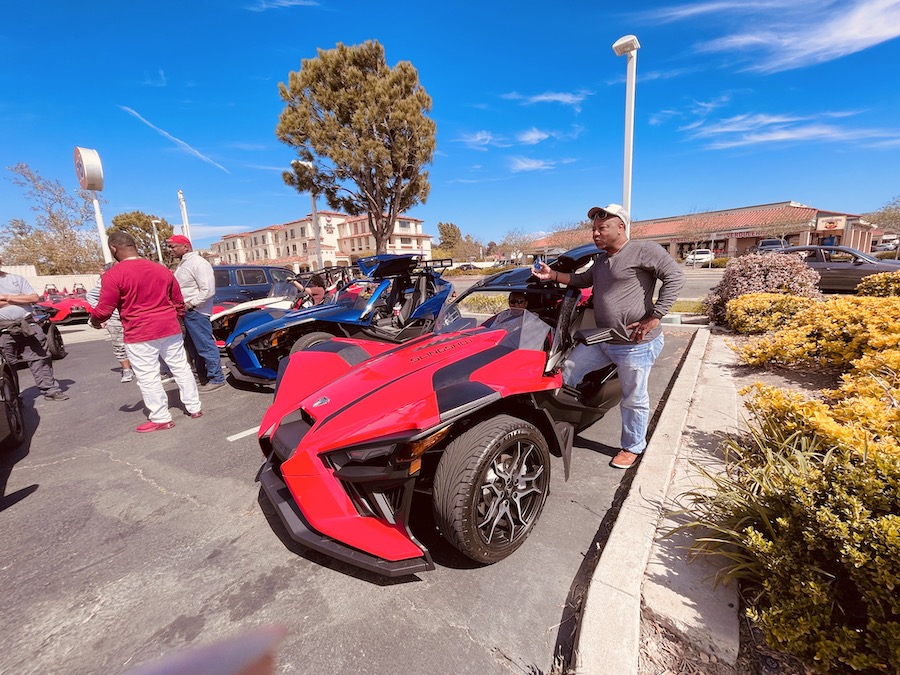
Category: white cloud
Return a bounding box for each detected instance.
[119,106,230,174]
[457,130,510,150]
[246,0,318,11]
[502,90,590,111]
[142,69,167,87]
[509,157,554,172]
[653,0,900,72]
[517,128,551,145]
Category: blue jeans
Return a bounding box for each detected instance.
[562,333,664,455]
[182,310,225,384]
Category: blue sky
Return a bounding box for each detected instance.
[2,1,899,251]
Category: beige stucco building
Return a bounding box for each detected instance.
[209,211,433,271]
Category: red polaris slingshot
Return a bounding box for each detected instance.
[257,244,623,576]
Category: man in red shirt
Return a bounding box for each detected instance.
[90,231,202,432]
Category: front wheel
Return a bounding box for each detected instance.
[45,324,67,360]
[289,331,333,355]
[432,415,551,564]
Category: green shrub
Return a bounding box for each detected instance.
[680,420,900,673]
[725,292,818,334]
[703,253,821,325]
[856,270,900,297]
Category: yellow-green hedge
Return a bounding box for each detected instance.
[725,293,818,334]
[738,296,900,368]
[856,269,900,297]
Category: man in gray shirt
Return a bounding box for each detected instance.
[535,203,684,469]
[0,258,68,400]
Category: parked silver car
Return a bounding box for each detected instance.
[779,245,900,292]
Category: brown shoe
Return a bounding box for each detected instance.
[610,450,639,469]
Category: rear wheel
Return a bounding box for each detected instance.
[1,363,24,449]
[289,331,333,355]
[45,324,67,360]
[432,415,551,564]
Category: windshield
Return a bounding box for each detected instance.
[268,280,303,299]
[434,289,555,352]
[331,279,389,312]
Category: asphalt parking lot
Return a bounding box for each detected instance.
[0,322,699,674]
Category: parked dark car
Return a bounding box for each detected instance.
[212,265,295,304]
[779,245,900,292]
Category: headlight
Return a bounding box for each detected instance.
[249,328,290,350]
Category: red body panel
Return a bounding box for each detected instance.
[37,296,93,323]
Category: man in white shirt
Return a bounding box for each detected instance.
[0,258,68,400]
[166,235,226,393]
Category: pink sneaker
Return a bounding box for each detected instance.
[136,420,175,433]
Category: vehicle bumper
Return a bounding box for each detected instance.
[258,459,433,577]
[225,360,277,385]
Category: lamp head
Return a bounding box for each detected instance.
[613,35,641,56]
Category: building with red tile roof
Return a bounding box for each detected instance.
[528,201,873,260]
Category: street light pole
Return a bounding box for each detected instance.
[613,34,641,238]
[177,189,191,240]
[150,220,164,263]
[290,160,323,271]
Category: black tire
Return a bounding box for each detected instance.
[45,324,67,360]
[1,363,24,449]
[289,331,333,355]
[432,414,551,564]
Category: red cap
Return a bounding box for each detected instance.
[166,235,192,247]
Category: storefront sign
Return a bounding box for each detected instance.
[816,215,846,232]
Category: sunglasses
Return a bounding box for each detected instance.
[509,298,527,306]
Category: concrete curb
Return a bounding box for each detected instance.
[642,333,741,663]
[576,328,710,674]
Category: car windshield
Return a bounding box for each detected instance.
[268,280,303,299]
[434,289,554,352]
[331,279,388,311]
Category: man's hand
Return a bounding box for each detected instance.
[626,316,660,342]
[532,261,554,281]
[89,318,102,330]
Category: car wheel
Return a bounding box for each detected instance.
[1,363,24,449]
[45,324,67,360]
[432,414,551,564]
[289,331,333,355]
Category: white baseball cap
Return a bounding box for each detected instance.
[587,204,630,227]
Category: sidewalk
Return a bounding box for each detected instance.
[577,328,745,673]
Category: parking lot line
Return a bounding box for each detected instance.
[227,427,259,442]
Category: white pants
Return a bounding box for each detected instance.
[125,333,201,423]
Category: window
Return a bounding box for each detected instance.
[214,269,231,287]
[399,220,410,229]
[300,227,306,238]
[401,237,412,245]
[290,229,295,238]
[237,269,267,285]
